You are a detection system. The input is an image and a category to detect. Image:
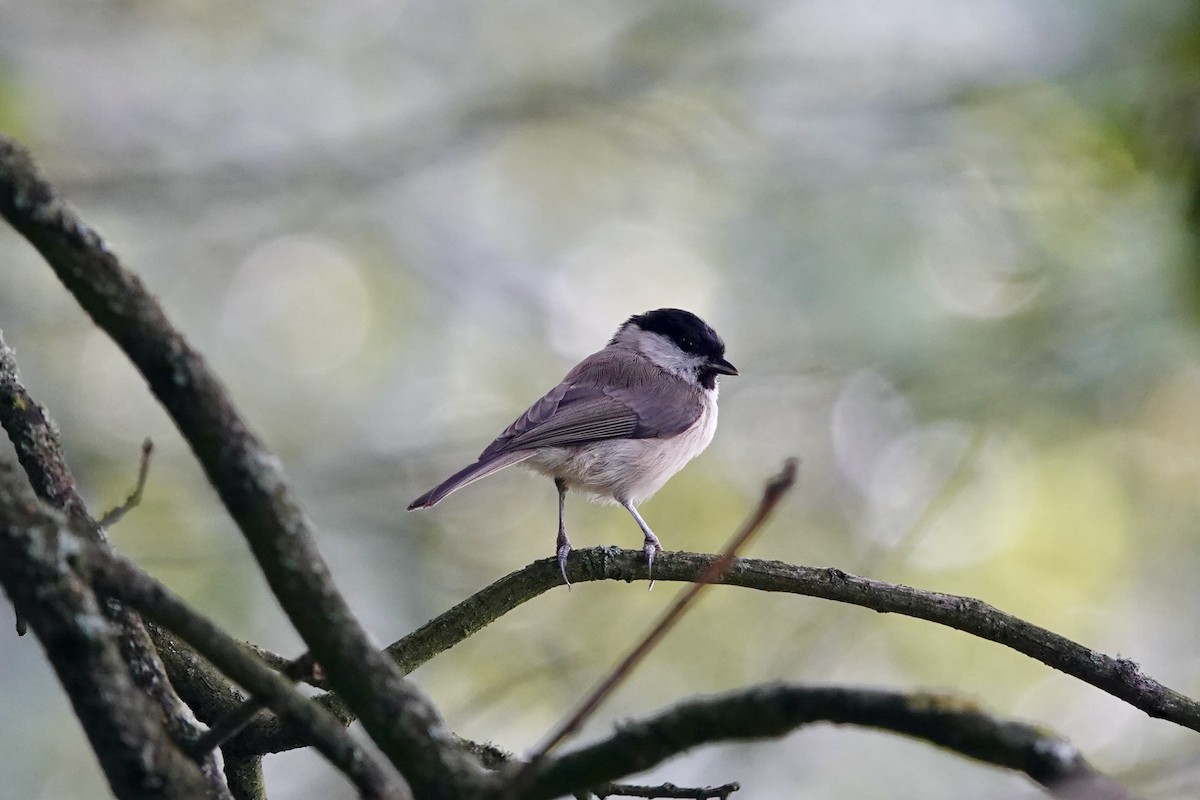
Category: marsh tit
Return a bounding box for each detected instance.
[407,308,737,585]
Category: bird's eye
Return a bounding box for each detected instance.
[681,337,696,350]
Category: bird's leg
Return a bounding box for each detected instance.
[621,501,661,589]
[555,478,571,588]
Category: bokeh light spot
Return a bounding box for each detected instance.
[220,234,371,376]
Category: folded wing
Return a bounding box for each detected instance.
[479,348,701,459]
[409,348,702,510]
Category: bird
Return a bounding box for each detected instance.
[407,308,737,586]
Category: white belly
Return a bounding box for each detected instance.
[524,389,719,505]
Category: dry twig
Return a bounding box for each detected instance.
[595,782,740,800]
[99,437,155,527]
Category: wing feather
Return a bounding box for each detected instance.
[477,348,702,460]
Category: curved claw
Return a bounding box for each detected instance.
[644,538,662,591]
[621,501,662,591]
[557,540,572,590]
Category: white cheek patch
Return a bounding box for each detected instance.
[634,331,707,380]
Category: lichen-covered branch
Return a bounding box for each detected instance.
[0,133,486,799]
[1,318,405,798]
[386,548,1200,733]
[0,331,230,797]
[522,684,1132,800]
[223,757,266,800]
[222,536,1198,775]
[225,537,1200,757]
[0,464,214,799]
[594,782,741,800]
[83,537,410,800]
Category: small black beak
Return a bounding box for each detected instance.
[709,356,738,376]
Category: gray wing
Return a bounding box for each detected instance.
[478,348,702,460]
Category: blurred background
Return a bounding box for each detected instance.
[3,1,1200,798]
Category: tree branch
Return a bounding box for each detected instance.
[390,549,1200,732]
[2,324,404,796]
[523,684,1132,800]
[83,537,411,800]
[151,625,249,735]
[0,133,487,798]
[227,537,1200,758]
[223,757,266,800]
[595,782,740,800]
[0,464,215,799]
[0,331,230,797]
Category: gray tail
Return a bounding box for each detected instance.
[407,451,534,510]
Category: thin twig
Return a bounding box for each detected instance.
[99,437,154,527]
[595,782,740,800]
[517,459,799,786]
[192,651,323,756]
[193,703,268,760]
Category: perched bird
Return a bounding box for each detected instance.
[407,308,737,585]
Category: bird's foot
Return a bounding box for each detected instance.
[643,535,662,591]
[557,537,572,590]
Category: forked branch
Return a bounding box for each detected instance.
[0,132,485,799]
